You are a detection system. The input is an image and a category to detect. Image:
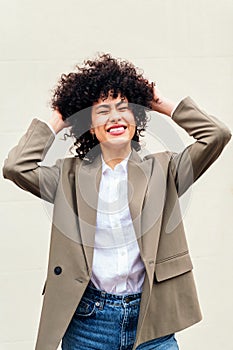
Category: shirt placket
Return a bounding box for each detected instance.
[112,168,129,293]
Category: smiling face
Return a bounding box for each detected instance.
[91,93,136,154]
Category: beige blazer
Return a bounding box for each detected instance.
[3,97,231,350]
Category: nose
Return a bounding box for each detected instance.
[109,110,121,123]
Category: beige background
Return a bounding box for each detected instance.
[0,0,233,349]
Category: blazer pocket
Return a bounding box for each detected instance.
[154,252,193,282]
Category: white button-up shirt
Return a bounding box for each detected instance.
[91,153,145,294]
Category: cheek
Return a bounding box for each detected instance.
[129,115,136,131]
[129,125,136,138]
[92,116,107,130]
[93,125,107,142]
[94,123,105,134]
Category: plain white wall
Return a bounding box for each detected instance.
[0,0,232,349]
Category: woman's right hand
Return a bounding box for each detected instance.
[48,108,71,134]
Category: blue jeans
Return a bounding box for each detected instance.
[61,284,179,350]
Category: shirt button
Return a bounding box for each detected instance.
[95,301,100,307]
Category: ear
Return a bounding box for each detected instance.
[90,127,95,135]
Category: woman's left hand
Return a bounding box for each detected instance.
[150,82,176,117]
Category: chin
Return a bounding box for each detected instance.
[103,138,131,148]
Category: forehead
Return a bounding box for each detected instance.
[92,93,128,107]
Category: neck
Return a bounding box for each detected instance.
[100,144,132,169]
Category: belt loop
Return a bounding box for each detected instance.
[101,290,106,298]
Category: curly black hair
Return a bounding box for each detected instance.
[50,53,154,160]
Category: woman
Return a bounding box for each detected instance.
[3,53,231,350]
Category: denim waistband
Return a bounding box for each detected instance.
[84,281,142,306]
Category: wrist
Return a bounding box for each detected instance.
[48,109,69,134]
[48,120,64,134]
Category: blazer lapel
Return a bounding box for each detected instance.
[127,149,153,255]
[128,150,168,288]
[75,153,102,274]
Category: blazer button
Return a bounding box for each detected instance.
[54,266,62,275]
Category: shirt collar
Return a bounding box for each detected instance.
[101,151,132,174]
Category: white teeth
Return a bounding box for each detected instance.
[109,127,125,133]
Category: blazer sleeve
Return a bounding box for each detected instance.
[2,118,62,203]
[169,96,232,197]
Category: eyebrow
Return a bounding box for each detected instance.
[95,100,128,111]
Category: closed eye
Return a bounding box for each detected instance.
[97,110,109,115]
[118,107,129,111]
